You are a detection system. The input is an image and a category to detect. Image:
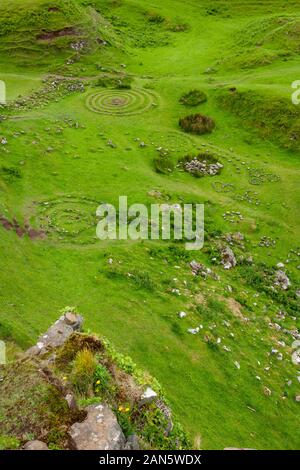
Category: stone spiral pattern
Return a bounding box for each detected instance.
[85,88,158,116]
[34,196,99,245]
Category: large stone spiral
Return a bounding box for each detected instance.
[85,88,158,116]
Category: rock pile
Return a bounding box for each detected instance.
[190,260,219,279]
[274,270,291,290]
[184,157,223,176]
[220,246,237,270]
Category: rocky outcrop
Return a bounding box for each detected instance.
[220,246,237,270]
[69,404,126,450]
[274,270,291,290]
[26,311,83,356]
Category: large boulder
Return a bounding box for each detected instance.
[69,404,125,450]
[26,311,83,356]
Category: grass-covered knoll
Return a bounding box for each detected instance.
[0,0,119,69]
[217,88,300,151]
[0,0,299,451]
[217,15,300,70]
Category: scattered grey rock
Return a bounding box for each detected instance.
[188,327,200,335]
[220,246,237,270]
[274,270,291,290]
[70,40,87,51]
[184,157,223,176]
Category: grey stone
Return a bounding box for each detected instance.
[124,434,140,450]
[220,246,237,270]
[25,313,83,356]
[274,270,291,290]
[65,393,77,410]
[23,440,49,450]
[69,404,125,450]
[139,387,158,406]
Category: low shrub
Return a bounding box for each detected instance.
[179,89,207,106]
[179,113,215,134]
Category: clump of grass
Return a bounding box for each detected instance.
[179,113,215,135]
[153,153,174,174]
[70,348,97,396]
[131,269,157,292]
[145,11,165,24]
[179,89,207,106]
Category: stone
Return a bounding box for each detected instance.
[25,312,83,356]
[274,270,290,290]
[295,395,300,403]
[264,387,272,396]
[188,327,200,335]
[139,387,158,406]
[64,311,82,329]
[23,440,49,450]
[178,311,187,318]
[124,434,140,450]
[65,393,77,410]
[69,404,125,450]
[220,246,237,270]
[276,262,285,269]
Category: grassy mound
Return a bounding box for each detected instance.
[217,88,300,151]
[218,15,300,69]
[179,89,207,106]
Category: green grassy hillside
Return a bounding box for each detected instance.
[0,0,299,450]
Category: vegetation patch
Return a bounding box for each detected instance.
[179,113,215,135]
[179,89,207,106]
[217,89,300,151]
[96,74,133,89]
